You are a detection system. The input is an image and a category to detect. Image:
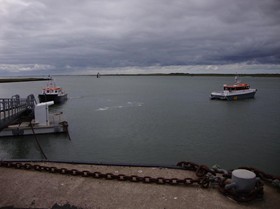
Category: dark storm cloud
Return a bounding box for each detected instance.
[0,0,279,74]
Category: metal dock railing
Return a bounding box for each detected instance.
[0,94,36,131]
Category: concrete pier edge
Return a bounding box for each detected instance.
[1,161,279,209]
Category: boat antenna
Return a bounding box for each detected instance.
[234,73,240,83]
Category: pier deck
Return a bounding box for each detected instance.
[0,162,279,209]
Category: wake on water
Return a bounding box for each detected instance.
[96,101,143,111]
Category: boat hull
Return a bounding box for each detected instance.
[210,90,257,101]
[38,94,68,104]
[226,91,256,101]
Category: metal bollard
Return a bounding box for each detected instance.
[225,169,257,192]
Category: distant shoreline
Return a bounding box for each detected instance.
[98,73,280,77]
[51,73,280,77]
[0,73,279,83]
[0,77,50,83]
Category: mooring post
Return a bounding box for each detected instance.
[225,169,258,192]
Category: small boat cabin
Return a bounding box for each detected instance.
[223,83,250,91]
[42,87,64,95]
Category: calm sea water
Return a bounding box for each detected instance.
[0,75,279,175]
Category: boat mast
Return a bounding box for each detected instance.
[234,73,240,84]
[47,75,56,88]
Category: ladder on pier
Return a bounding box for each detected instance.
[0,94,36,131]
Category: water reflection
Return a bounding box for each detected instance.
[0,133,70,160]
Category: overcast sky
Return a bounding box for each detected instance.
[0,0,280,75]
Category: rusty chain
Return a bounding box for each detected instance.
[0,161,207,188]
[177,161,280,182]
[1,160,278,202]
[176,161,269,202]
[238,166,280,183]
[219,177,264,202]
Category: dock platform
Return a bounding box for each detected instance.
[0,161,279,209]
[0,96,69,137]
[0,116,68,137]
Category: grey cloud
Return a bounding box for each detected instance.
[0,0,279,75]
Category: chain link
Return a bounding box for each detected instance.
[219,177,264,202]
[238,166,280,183]
[2,160,276,202]
[0,161,210,188]
[176,161,268,202]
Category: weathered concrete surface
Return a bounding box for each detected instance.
[0,162,279,209]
